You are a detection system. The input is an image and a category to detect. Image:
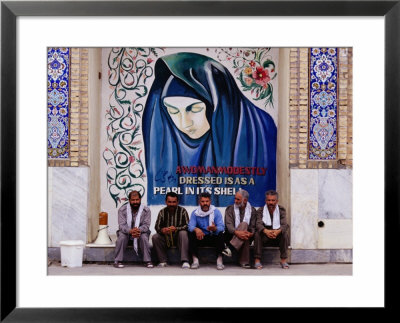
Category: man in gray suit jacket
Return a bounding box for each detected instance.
[113,190,153,268]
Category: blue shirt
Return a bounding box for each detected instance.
[188,208,224,235]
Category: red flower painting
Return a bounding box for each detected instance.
[253,66,271,86]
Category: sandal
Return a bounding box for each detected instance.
[280,262,289,269]
[216,263,225,270]
[113,262,124,268]
[254,262,263,269]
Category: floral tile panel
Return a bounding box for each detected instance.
[48,47,70,159]
[309,48,338,160]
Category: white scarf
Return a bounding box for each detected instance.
[195,205,215,226]
[126,203,144,253]
[262,205,280,230]
[234,202,252,228]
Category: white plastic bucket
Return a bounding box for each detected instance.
[59,240,85,268]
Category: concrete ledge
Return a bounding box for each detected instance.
[48,246,283,264]
[48,246,352,264]
[290,249,352,263]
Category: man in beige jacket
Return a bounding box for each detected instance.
[224,189,257,269]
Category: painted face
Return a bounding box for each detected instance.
[166,196,178,212]
[199,197,211,212]
[163,96,210,139]
[266,194,278,213]
[129,193,141,209]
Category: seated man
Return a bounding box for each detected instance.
[188,192,225,270]
[152,192,190,269]
[113,190,153,268]
[254,190,290,269]
[224,189,257,269]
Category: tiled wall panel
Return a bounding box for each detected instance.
[309,48,338,160]
[48,48,70,159]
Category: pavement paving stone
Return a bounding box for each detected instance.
[48,261,352,276]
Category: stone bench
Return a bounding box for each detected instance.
[48,245,288,265]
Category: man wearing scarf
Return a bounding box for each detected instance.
[188,192,225,270]
[224,189,257,269]
[254,190,290,269]
[113,190,153,268]
[152,192,190,269]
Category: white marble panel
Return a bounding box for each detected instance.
[318,169,352,219]
[49,167,89,246]
[290,169,319,249]
[317,219,353,249]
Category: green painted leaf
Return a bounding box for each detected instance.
[135,86,148,98]
[118,100,131,105]
[263,60,275,69]
[238,72,252,89]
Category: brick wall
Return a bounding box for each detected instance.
[48,48,89,167]
[289,47,353,169]
[337,48,353,167]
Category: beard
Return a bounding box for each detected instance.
[235,202,244,208]
[201,205,210,212]
[168,206,177,213]
[131,203,140,210]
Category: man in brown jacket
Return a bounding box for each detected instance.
[224,189,257,268]
[152,192,190,269]
[254,190,290,269]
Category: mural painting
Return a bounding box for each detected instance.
[103,48,279,208]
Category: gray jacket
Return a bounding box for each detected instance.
[117,204,151,234]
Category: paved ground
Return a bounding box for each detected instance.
[48,261,352,276]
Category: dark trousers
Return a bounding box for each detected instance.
[152,231,189,263]
[254,230,289,259]
[114,230,151,263]
[188,231,225,257]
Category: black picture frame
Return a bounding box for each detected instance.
[1,0,397,321]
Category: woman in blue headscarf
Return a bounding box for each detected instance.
[142,52,276,206]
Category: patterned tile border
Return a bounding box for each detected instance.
[308,48,338,160]
[48,48,70,159]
